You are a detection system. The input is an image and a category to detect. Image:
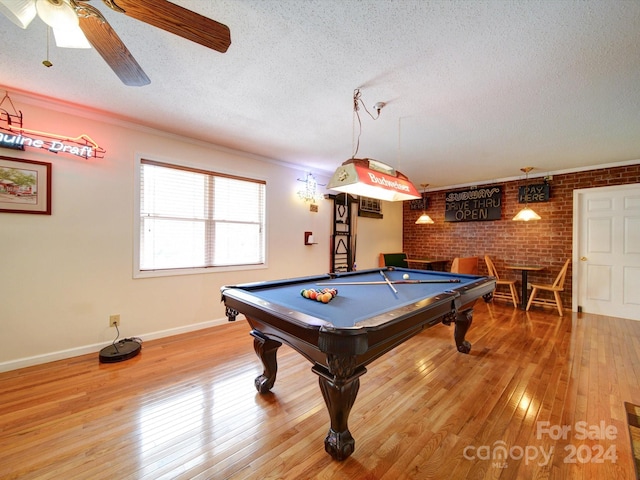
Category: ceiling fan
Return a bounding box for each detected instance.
[0,0,231,86]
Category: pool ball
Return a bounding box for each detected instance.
[403,273,410,280]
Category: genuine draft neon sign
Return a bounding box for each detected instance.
[0,130,105,159]
[0,93,105,159]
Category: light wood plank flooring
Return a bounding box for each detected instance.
[1,302,639,479]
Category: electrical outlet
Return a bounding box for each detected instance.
[109,314,120,327]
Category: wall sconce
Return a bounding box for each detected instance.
[512,167,541,221]
[298,172,322,203]
[415,183,434,224]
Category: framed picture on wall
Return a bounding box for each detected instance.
[358,196,383,218]
[0,156,52,215]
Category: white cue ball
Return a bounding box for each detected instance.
[403,273,410,280]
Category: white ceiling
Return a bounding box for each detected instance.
[1,0,639,188]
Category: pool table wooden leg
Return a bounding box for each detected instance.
[251,330,282,394]
[453,308,473,354]
[313,357,366,461]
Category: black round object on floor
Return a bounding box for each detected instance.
[99,339,141,363]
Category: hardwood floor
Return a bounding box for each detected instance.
[1,302,638,479]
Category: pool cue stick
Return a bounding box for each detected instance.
[379,270,398,294]
[316,279,462,286]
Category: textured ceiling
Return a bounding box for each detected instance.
[1,0,639,188]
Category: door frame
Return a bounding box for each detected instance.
[572,182,640,314]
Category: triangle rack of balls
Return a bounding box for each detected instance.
[301,288,338,303]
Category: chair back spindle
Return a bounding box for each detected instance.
[483,255,518,307]
[526,259,571,316]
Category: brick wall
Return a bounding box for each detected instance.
[403,163,640,310]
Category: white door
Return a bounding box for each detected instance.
[573,183,640,320]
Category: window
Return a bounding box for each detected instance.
[138,159,266,273]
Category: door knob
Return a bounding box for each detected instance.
[580,256,587,261]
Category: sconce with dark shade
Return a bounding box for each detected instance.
[415,183,434,224]
[512,167,541,221]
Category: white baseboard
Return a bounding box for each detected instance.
[0,317,243,373]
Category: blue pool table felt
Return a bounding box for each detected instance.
[241,268,481,328]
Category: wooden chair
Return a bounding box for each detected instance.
[526,259,571,316]
[484,255,519,308]
[450,257,479,275]
[379,252,408,268]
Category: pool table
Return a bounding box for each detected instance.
[221,267,495,460]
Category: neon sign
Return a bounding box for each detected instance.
[0,130,103,159]
[0,92,105,159]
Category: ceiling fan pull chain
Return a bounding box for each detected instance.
[43,26,53,67]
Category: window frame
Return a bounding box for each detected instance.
[133,156,268,278]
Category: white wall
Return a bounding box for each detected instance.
[354,207,403,268]
[0,94,402,371]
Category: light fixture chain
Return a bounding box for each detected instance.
[351,89,362,158]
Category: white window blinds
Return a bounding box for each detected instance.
[139,159,266,271]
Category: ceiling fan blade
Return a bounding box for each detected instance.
[76,2,150,86]
[102,0,231,53]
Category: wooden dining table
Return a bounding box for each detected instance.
[406,258,449,271]
[505,264,545,310]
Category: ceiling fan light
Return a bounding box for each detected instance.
[36,0,77,29]
[0,0,37,28]
[52,25,91,48]
[512,206,541,221]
